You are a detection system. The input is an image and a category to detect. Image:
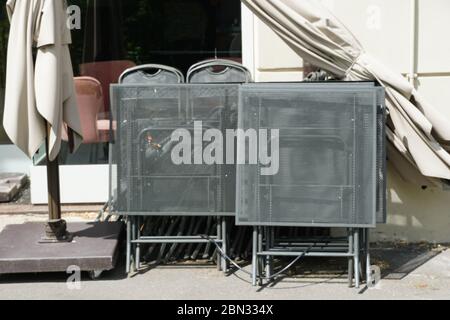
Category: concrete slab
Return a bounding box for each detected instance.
[0,173,27,203]
[0,222,123,274]
[0,204,103,215]
[0,215,448,300]
[1,251,450,300]
[0,184,18,203]
[0,173,27,186]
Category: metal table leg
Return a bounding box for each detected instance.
[348,228,354,288]
[258,227,263,286]
[217,217,222,271]
[221,217,228,273]
[252,227,258,286]
[136,216,141,270]
[126,217,131,274]
[265,227,273,280]
[269,228,274,276]
[361,228,366,279]
[131,216,137,272]
[354,228,360,289]
[366,228,372,286]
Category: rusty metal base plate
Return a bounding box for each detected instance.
[0,222,123,274]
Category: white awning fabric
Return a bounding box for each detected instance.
[242,0,450,183]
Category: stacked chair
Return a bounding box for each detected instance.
[188,60,254,263]
[110,61,385,290]
[119,64,185,84]
[187,59,252,84]
[112,60,251,273]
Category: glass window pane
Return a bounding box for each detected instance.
[60,0,243,165]
[0,0,241,162]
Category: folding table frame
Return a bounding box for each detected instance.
[110,84,239,274]
[251,227,373,288]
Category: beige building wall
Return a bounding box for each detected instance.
[242,0,450,243]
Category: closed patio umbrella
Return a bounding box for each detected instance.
[4,0,82,241]
[241,0,450,183]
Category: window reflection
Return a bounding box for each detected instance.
[0,0,242,164]
[63,0,242,165]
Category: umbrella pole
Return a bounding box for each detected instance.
[39,123,73,243]
[46,147,61,221]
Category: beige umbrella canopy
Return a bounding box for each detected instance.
[242,0,450,183]
[4,0,82,161]
[4,0,82,241]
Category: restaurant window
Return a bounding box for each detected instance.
[0,0,242,162]
[58,0,243,165]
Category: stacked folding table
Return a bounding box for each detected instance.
[109,80,386,288]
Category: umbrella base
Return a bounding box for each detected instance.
[39,219,74,244]
[0,222,123,275]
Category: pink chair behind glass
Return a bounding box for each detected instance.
[80,60,135,142]
[62,77,104,144]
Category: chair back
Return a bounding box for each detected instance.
[73,77,104,144]
[187,59,252,83]
[119,64,184,84]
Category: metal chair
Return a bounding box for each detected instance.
[114,64,227,272]
[184,59,252,271]
[187,59,252,84]
[119,64,184,84]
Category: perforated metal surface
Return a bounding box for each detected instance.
[120,65,184,84]
[122,70,182,84]
[110,82,386,224]
[236,83,384,228]
[189,68,251,84]
[110,84,238,216]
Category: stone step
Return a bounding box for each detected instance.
[0,173,27,186]
[0,173,27,203]
[0,184,18,203]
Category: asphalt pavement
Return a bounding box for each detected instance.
[0,214,449,300]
